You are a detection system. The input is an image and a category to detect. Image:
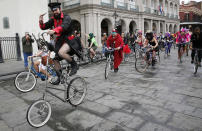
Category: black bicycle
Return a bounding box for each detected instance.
[193,48,202,74]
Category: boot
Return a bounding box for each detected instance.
[69,59,78,76]
[51,69,61,85]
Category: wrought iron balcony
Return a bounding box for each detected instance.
[129,4,139,12]
[144,7,151,13]
[101,0,114,8]
[62,0,80,9]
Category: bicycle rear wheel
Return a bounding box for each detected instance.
[27,100,51,127]
[194,56,198,74]
[135,52,148,73]
[104,59,111,79]
[67,77,87,106]
[14,71,36,93]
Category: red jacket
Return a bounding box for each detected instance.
[107,34,124,69]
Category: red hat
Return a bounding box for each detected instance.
[112,29,117,33]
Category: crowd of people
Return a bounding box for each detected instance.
[23,1,202,85]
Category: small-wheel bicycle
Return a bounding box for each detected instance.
[19,32,87,127]
[104,48,114,79]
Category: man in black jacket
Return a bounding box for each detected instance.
[39,2,82,84]
[191,27,202,67]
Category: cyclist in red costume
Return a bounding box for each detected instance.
[106,29,124,72]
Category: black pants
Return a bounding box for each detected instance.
[191,49,202,62]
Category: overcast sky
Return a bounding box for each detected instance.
[180,0,202,4]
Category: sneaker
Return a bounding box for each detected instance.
[191,60,194,64]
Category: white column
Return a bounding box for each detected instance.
[80,14,86,46]
[97,13,102,47]
[163,0,165,15]
[157,21,160,34]
[168,1,170,17]
[150,19,153,31]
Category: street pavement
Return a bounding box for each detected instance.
[0,48,202,131]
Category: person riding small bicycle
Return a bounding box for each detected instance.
[106,29,124,72]
[143,31,159,65]
[87,33,98,59]
[39,2,82,85]
[164,32,173,55]
[135,30,145,49]
[190,27,202,67]
[29,44,54,82]
[176,28,187,60]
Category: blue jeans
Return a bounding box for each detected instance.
[23,52,32,68]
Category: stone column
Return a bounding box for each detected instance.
[97,13,102,47]
[163,0,165,15]
[168,1,170,17]
[157,21,160,34]
[150,19,153,31]
[80,13,86,46]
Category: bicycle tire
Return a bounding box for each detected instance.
[27,100,51,127]
[67,77,87,106]
[194,55,198,74]
[104,59,111,79]
[14,71,37,93]
[135,52,148,73]
[180,46,184,63]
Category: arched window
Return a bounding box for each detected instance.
[3,17,10,29]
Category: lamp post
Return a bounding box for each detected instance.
[113,11,118,29]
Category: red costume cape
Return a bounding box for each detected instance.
[106,34,124,69]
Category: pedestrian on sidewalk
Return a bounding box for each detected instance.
[22,32,34,70]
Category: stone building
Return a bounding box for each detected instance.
[59,0,180,46]
[179,1,202,31]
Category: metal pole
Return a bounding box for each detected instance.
[0,39,4,63]
[16,33,22,61]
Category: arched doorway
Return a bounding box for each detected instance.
[116,19,126,34]
[101,18,112,36]
[169,24,173,33]
[71,20,81,32]
[160,23,163,33]
[152,23,157,33]
[129,21,137,34]
[174,25,177,33]
[166,24,168,32]
[144,21,149,34]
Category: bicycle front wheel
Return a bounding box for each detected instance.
[135,52,148,73]
[27,100,51,127]
[15,71,36,93]
[104,59,111,79]
[67,77,87,106]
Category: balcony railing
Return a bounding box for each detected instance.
[62,0,80,9]
[117,1,127,10]
[101,0,114,8]
[152,9,158,15]
[144,7,151,13]
[129,4,139,12]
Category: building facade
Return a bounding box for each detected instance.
[179,1,202,31]
[0,0,49,59]
[60,0,180,46]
